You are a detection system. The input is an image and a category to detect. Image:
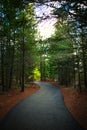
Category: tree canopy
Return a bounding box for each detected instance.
[0,0,87,92]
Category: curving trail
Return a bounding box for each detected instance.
[0,82,84,130]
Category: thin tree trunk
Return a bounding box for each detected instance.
[1,41,5,91]
[8,46,15,88]
[8,30,16,89]
[21,23,25,92]
[5,39,10,91]
[77,57,81,92]
[73,56,76,88]
[82,48,87,88]
[40,54,42,81]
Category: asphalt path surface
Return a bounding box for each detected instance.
[0,82,84,130]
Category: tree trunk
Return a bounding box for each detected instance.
[8,46,15,89]
[40,55,43,81]
[21,24,25,92]
[5,38,11,91]
[8,30,16,89]
[82,48,87,88]
[1,41,5,91]
[77,57,81,92]
[73,56,76,88]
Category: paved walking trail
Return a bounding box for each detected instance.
[0,82,84,130]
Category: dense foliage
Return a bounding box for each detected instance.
[36,0,87,90]
[0,0,87,92]
[53,0,87,90]
[0,0,37,91]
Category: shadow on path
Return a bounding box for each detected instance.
[0,82,84,130]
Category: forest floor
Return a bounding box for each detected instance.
[0,82,87,130]
[52,82,87,130]
[0,83,40,121]
[60,86,87,130]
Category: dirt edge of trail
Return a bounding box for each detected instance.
[0,84,40,121]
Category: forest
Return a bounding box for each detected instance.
[0,0,87,92]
